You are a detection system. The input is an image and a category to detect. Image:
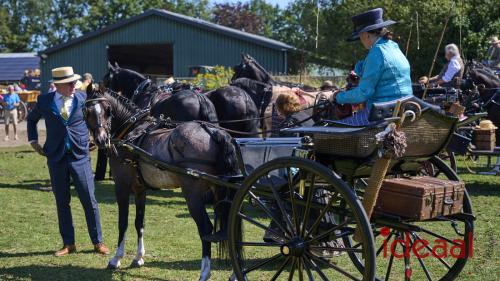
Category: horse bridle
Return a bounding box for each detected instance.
[84,97,113,136]
[131,79,151,103]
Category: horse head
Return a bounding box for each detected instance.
[84,83,113,149]
[102,64,148,99]
[232,53,273,84]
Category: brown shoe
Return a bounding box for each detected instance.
[94,243,110,255]
[54,244,76,257]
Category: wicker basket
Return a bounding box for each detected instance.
[313,127,381,158]
[313,109,455,159]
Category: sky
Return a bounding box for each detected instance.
[210,0,293,9]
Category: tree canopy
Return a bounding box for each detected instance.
[0,0,497,77]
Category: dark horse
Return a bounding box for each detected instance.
[103,63,260,137]
[103,63,218,122]
[83,84,238,281]
[464,60,500,131]
[232,53,317,91]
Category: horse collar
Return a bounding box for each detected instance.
[112,109,151,140]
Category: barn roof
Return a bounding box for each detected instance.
[42,9,294,55]
[0,53,40,81]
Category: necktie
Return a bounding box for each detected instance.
[60,96,72,120]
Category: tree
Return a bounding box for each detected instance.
[212,2,262,34]
[281,0,500,77]
[0,0,51,52]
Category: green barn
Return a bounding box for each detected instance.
[39,9,294,90]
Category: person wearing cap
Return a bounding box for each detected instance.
[420,43,464,88]
[2,85,21,141]
[486,36,500,69]
[27,66,109,257]
[333,8,412,126]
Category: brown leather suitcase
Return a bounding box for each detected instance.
[374,176,465,220]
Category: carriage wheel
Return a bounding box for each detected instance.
[229,157,376,281]
[344,156,474,281]
[17,101,28,122]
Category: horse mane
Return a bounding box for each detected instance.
[90,87,140,125]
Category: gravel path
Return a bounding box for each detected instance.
[0,119,46,148]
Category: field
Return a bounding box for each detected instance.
[0,146,498,280]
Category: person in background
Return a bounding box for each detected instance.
[419,44,464,88]
[27,66,109,257]
[275,93,315,137]
[320,80,335,91]
[486,36,500,69]
[13,83,23,92]
[2,85,21,141]
[80,73,93,91]
[333,8,412,126]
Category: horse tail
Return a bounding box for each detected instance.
[200,123,240,261]
[196,92,219,123]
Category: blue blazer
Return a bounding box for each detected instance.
[27,91,90,162]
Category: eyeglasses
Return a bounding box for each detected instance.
[62,81,77,87]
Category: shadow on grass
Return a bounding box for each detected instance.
[0,265,172,281]
[0,250,54,258]
[466,181,500,197]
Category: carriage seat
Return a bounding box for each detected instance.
[368,95,442,122]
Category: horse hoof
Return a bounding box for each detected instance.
[130,258,144,268]
[107,261,120,270]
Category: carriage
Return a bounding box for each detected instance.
[110,95,474,281]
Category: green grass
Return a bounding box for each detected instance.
[0,146,498,280]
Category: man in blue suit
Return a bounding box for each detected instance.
[27,66,109,257]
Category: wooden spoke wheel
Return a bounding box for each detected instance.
[229,157,376,281]
[345,156,474,281]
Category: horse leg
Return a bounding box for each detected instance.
[131,191,146,267]
[181,183,213,281]
[108,185,130,269]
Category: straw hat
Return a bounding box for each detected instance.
[489,36,499,44]
[475,120,498,130]
[51,66,81,84]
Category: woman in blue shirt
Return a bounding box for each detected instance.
[334,8,412,126]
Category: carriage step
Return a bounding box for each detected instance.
[202,230,228,243]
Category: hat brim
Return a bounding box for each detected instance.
[347,20,396,41]
[52,74,81,84]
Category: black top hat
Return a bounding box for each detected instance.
[347,8,396,41]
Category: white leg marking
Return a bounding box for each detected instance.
[199,256,211,281]
[108,235,126,269]
[133,228,145,267]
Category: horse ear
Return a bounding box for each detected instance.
[86,82,94,96]
[108,61,115,71]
